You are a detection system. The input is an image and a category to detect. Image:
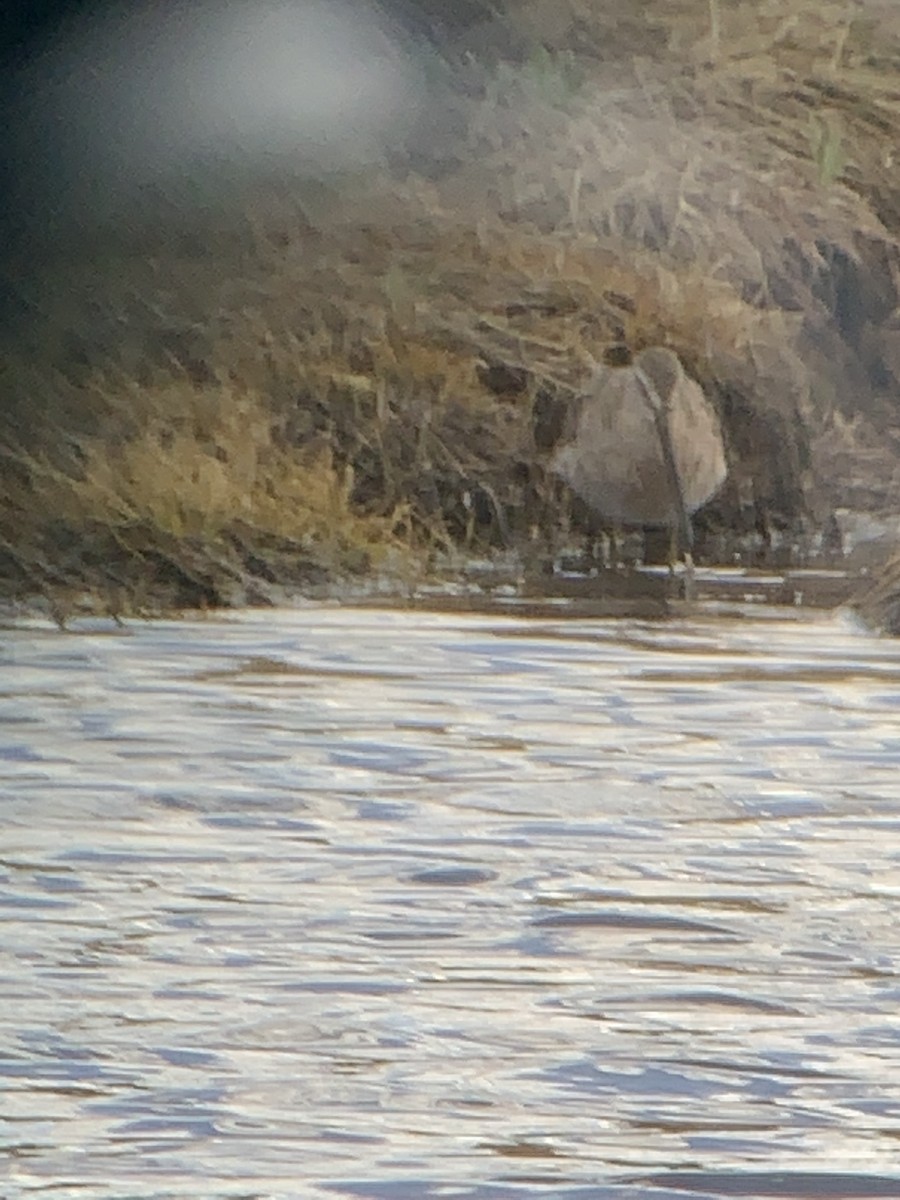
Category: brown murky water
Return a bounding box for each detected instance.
[4,603,900,1199]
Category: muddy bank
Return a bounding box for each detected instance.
[2,0,899,619]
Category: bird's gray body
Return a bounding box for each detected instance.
[551,347,727,528]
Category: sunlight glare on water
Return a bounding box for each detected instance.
[3,604,900,1199]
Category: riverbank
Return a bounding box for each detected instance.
[3,0,899,622]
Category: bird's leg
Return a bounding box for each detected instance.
[666,520,697,598]
[601,530,613,570]
[585,533,602,575]
[610,528,622,569]
[682,548,697,601]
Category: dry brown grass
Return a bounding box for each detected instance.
[0,375,410,616]
[3,0,900,611]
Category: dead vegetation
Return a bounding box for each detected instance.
[2,0,900,615]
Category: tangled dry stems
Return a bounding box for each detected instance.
[3,0,900,613]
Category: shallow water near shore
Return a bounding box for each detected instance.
[3,601,900,1198]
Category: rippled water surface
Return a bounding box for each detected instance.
[4,604,900,1199]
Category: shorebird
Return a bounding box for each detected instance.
[550,346,727,563]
